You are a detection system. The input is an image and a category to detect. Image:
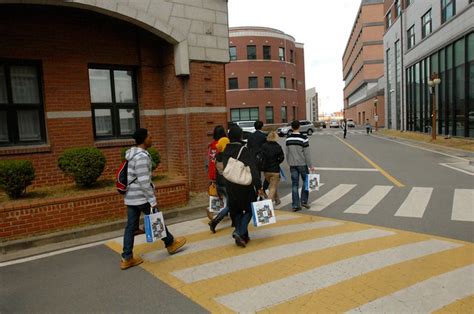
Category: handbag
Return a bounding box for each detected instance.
[208,182,218,196]
[251,197,276,227]
[144,207,167,242]
[223,145,252,186]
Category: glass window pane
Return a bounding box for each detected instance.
[264,77,272,88]
[119,108,136,135]
[231,109,239,121]
[249,77,258,89]
[266,106,273,123]
[240,109,250,121]
[250,108,259,121]
[247,46,256,59]
[229,46,237,61]
[0,111,8,142]
[11,66,40,104]
[0,66,7,103]
[17,110,41,141]
[280,77,286,88]
[114,70,135,103]
[89,69,112,103]
[94,109,113,136]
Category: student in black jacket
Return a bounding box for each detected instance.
[261,131,285,206]
[222,126,264,247]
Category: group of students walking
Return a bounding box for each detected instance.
[207,120,314,247]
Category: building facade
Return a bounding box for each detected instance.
[306,87,319,122]
[225,27,306,124]
[0,0,229,192]
[384,0,473,137]
[343,0,386,128]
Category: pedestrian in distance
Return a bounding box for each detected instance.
[342,118,348,139]
[261,131,284,206]
[286,120,314,212]
[121,128,186,270]
[208,125,231,233]
[246,120,268,188]
[222,126,265,247]
[365,119,372,135]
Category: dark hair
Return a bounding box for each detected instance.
[291,120,300,130]
[213,125,227,141]
[254,120,264,130]
[228,125,243,142]
[132,128,148,145]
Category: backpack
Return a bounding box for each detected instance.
[115,152,142,194]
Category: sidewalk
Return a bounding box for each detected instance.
[0,192,209,263]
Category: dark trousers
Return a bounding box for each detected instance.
[122,203,174,260]
[226,184,256,238]
[290,165,309,209]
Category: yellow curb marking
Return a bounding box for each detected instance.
[334,135,405,187]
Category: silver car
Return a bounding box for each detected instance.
[277,120,315,137]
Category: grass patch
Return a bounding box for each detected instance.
[378,129,474,152]
[0,174,169,206]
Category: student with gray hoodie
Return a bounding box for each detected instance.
[285,120,314,211]
[121,128,186,270]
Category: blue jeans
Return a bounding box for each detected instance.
[290,166,309,209]
[215,185,230,221]
[122,203,174,260]
[233,210,253,238]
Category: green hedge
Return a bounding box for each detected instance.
[0,160,35,199]
[58,147,106,187]
[120,147,161,171]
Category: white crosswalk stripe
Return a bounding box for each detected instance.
[394,187,433,218]
[344,185,393,214]
[309,184,356,212]
[214,239,461,312]
[347,264,474,313]
[452,189,474,222]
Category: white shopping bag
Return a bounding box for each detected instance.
[144,209,167,242]
[305,173,320,191]
[251,198,276,227]
[209,195,225,213]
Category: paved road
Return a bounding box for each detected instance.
[1,128,473,313]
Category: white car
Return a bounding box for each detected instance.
[346,119,355,127]
[230,121,256,133]
[329,120,339,128]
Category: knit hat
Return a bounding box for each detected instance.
[132,128,148,145]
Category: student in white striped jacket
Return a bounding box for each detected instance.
[121,128,186,270]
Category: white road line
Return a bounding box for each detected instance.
[451,189,474,222]
[172,229,394,283]
[214,239,460,313]
[309,184,357,212]
[344,185,393,214]
[394,187,433,218]
[346,264,474,313]
[142,220,342,263]
[440,162,474,176]
[316,167,379,172]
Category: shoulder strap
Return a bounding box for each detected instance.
[236,144,246,160]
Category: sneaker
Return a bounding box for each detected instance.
[274,199,281,206]
[120,256,143,270]
[208,220,217,234]
[301,203,310,209]
[292,207,302,212]
[167,237,186,255]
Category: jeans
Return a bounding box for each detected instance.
[215,185,230,221]
[233,209,253,238]
[290,165,309,209]
[122,203,174,260]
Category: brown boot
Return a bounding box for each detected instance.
[120,256,143,270]
[167,237,187,255]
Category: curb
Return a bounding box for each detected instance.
[0,202,208,258]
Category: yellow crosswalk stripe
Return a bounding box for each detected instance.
[434,295,474,314]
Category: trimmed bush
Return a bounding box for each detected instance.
[120,147,161,171]
[0,160,35,199]
[58,147,106,187]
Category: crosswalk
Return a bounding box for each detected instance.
[298,183,474,222]
[106,212,474,313]
[311,130,367,136]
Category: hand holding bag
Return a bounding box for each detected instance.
[223,145,252,186]
[144,207,167,242]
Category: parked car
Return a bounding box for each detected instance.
[314,120,326,128]
[346,119,355,128]
[277,120,315,137]
[329,120,339,128]
[228,121,256,133]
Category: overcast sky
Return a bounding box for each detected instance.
[227,0,361,115]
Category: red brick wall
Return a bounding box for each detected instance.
[0,5,227,193]
[0,179,188,240]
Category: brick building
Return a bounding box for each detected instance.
[384,0,473,137]
[0,0,229,192]
[225,27,306,124]
[342,0,386,128]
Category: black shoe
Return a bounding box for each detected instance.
[301,203,310,209]
[208,220,217,234]
[292,207,302,212]
[232,233,246,247]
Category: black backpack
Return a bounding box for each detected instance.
[115,152,142,194]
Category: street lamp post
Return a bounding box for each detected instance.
[428,72,441,140]
[373,98,378,131]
